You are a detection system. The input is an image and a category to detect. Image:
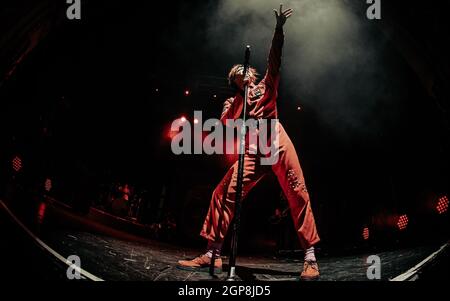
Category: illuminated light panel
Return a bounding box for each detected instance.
[44,178,52,192]
[397,214,408,231]
[12,156,22,172]
[362,227,369,240]
[436,196,449,214]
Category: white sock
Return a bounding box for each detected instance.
[304,246,316,262]
[205,241,222,258]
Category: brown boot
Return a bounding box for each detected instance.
[177,254,223,273]
[300,261,320,280]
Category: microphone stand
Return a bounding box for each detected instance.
[227,45,251,280]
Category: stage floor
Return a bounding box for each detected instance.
[44,230,443,281]
[0,199,447,281]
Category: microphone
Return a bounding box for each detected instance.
[243,45,251,84]
[244,45,250,66]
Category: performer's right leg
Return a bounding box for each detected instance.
[200,153,267,243]
[177,153,266,272]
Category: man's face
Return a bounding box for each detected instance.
[233,67,254,90]
[233,73,247,90]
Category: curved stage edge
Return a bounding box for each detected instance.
[1,198,448,282]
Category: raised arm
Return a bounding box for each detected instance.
[264,4,293,87]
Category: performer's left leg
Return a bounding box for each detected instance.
[271,122,320,279]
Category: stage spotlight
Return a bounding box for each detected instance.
[167,116,186,140]
[184,90,190,96]
[194,118,199,124]
[436,195,449,214]
[12,156,23,172]
[362,227,369,240]
[297,106,302,111]
[397,214,408,231]
[44,178,52,192]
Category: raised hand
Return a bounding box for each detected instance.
[274,4,293,28]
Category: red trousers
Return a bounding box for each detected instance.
[200,122,320,249]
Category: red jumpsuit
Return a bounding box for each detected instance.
[200,27,320,250]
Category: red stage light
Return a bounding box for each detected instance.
[12,156,22,172]
[184,90,190,96]
[167,129,177,140]
[167,116,188,140]
[397,214,408,231]
[362,227,369,240]
[436,195,449,214]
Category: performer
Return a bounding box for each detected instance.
[178,5,320,280]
